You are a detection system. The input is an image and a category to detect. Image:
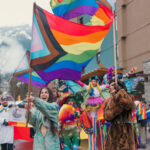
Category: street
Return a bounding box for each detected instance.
[139,129,150,150]
[13,130,150,150]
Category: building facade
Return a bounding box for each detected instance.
[116,0,150,73]
[116,0,150,101]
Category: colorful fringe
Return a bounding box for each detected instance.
[86,105,102,112]
[88,117,108,150]
[88,117,96,150]
[136,102,147,120]
[0,105,4,112]
[97,121,106,150]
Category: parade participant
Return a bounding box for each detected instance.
[102,66,137,100]
[59,95,80,150]
[104,81,137,150]
[26,87,60,150]
[136,99,147,148]
[0,95,14,150]
[76,76,109,150]
[76,76,109,112]
[103,66,137,85]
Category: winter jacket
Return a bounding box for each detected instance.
[28,98,60,150]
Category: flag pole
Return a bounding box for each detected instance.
[25,3,35,127]
[26,65,32,127]
[113,10,117,84]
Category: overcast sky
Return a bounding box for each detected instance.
[0,0,52,27]
[0,0,53,76]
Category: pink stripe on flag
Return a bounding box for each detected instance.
[31,23,43,52]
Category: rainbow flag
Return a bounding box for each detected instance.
[136,102,147,120]
[13,50,49,87]
[50,0,99,20]
[142,105,147,120]
[139,102,142,115]
[50,0,116,20]
[0,105,4,112]
[30,3,113,82]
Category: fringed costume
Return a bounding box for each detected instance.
[59,103,80,150]
[136,101,147,148]
[76,76,109,150]
[104,89,137,150]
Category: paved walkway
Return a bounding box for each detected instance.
[139,129,150,150]
[13,130,150,150]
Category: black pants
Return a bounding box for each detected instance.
[1,143,13,150]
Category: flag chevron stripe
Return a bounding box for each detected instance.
[31,23,44,53]
[51,28,108,45]
[31,4,67,67]
[36,5,66,55]
[31,13,50,59]
[61,41,103,55]
[13,50,49,87]
[15,56,30,73]
[14,69,30,77]
[57,49,98,63]
[14,51,30,74]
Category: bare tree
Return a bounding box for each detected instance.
[9,77,28,100]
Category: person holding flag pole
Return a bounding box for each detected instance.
[25,87,60,150]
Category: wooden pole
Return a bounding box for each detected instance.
[113,11,117,84]
[26,67,32,127]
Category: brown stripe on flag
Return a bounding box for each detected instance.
[31,4,60,66]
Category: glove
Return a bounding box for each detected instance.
[106,84,110,88]
[8,104,13,108]
[3,119,9,126]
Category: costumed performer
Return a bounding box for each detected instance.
[0,95,14,150]
[76,76,109,150]
[58,95,80,150]
[101,66,136,100]
[104,81,137,150]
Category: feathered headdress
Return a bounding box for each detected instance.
[107,66,115,81]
